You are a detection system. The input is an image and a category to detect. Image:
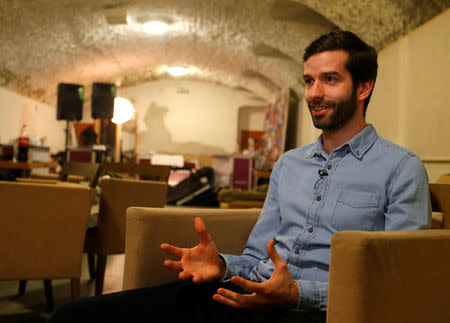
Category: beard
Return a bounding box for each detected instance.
[307,87,358,131]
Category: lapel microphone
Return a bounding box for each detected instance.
[314,169,328,190]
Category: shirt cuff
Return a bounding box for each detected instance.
[218,254,233,281]
[295,280,318,310]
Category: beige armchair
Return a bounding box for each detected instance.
[101,162,170,182]
[123,184,450,323]
[0,181,95,311]
[29,161,103,186]
[123,208,259,289]
[84,178,168,295]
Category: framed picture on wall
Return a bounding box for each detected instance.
[257,88,290,170]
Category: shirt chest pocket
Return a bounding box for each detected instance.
[331,190,382,231]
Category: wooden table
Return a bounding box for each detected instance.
[0,161,57,177]
[253,169,272,187]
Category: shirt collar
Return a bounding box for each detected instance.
[305,124,379,159]
[305,138,324,158]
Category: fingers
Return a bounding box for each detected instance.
[192,275,208,284]
[160,243,183,258]
[231,276,266,295]
[213,290,242,308]
[178,271,193,280]
[194,217,211,244]
[163,259,183,271]
[163,260,201,282]
[213,293,240,308]
[213,288,256,309]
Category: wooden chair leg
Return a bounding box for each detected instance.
[88,253,96,280]
[95,254,107,296]
[71,278,80,300]
[43,280,54,312]
[18,280,27,296]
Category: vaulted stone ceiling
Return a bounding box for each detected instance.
[0,0,448,105]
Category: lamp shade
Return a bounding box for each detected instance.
[111,97,135,124]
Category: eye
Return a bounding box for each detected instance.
[326,76,336,83]
[304,78,314,86]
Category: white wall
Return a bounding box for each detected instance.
[0,80,266,157]
[297,9,450,182]
[119,79,265,155]
[368,9,450,156]
[368,9,450,182]
[0,87,66,153]
[238,106,265,132]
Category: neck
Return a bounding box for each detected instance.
[321,118,367,155]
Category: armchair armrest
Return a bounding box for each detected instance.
[123,207,260,290]
[327,230,450,323]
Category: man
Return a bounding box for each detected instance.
[49,31,430,323]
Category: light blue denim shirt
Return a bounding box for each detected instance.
[221,124,431,312]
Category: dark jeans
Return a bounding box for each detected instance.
[49,280,326,323]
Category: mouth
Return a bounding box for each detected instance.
[310,105,331,117]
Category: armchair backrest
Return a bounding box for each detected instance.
[0,181,94,279]
[429,183,450,229]
[327,229,450,323]
[89,178,168,254]
[101,162,170,182]
[328,184,450,322]
[123,207,261,290]
[436,173,450,184]
[59,162,103,188]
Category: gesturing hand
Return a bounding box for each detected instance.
[212,239,299,309]
[160,217,226,283]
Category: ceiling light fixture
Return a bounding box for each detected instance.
[167,66,188,77]
[142,21,169,34]
[126,9,174,34]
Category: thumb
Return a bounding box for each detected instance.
[194,217,211,244]
[267,239,283,266]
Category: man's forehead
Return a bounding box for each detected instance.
[304,50,349,75]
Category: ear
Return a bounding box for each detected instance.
[357,79,374,102]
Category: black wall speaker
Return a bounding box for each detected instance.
[91,82,116,119]
[57,83,84,121]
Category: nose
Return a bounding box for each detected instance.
[306,81,324,101]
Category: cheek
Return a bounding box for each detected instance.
[329,87,353,102]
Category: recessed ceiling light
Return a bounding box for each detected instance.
[126,9,174,34]
[142,21,169,34]
[167,66,188,77]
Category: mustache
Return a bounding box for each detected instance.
[307,99,338,108]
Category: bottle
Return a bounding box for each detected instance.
[18,124,29,162]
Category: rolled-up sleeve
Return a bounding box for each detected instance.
[220,160,283,280]
[295,280,328,312]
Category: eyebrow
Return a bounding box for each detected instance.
[303,71,341,79]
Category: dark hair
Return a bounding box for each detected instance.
[303,31,378,115]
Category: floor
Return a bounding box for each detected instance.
[0,254,125,322]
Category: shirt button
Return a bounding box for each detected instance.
[327,164,332,170]
[308,227,313,233]
[316,195,321,201]
[294,249,300,254]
